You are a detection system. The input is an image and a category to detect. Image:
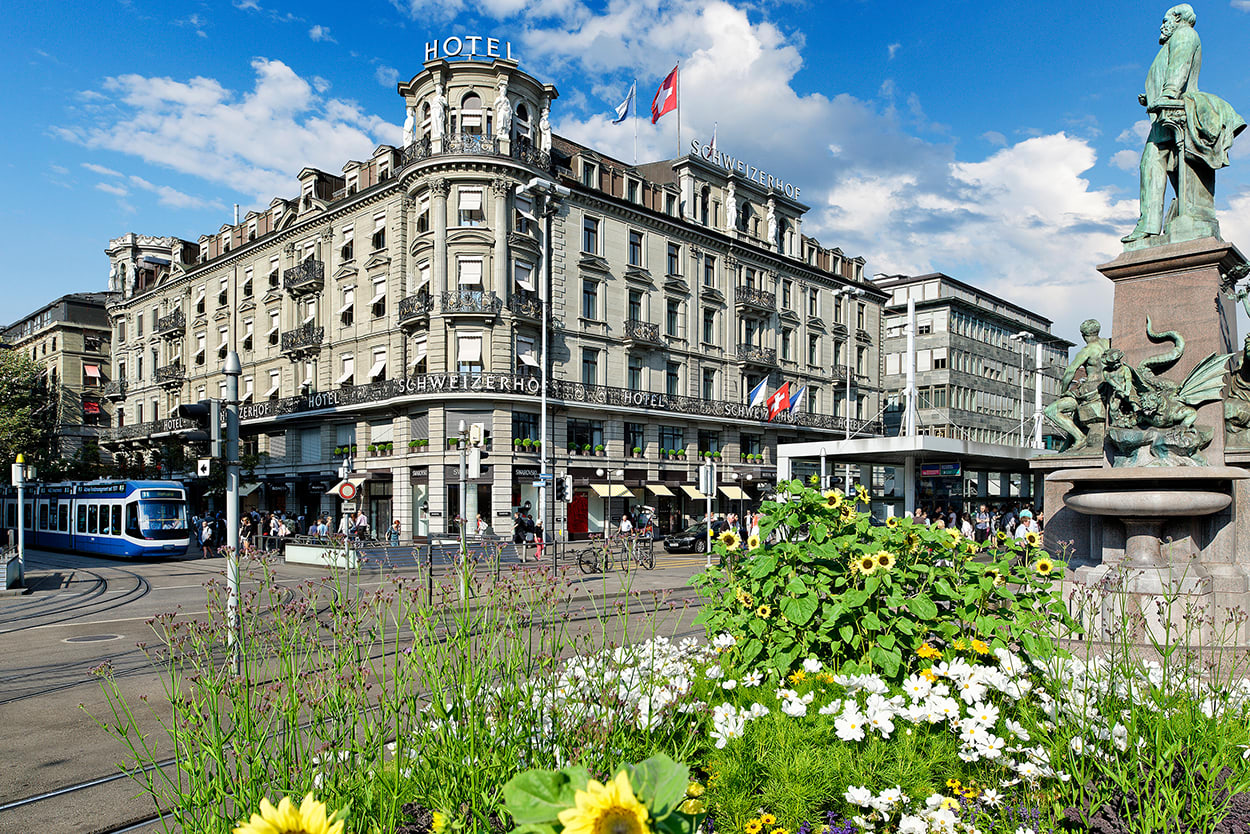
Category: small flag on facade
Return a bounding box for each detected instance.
[788,384,807,414]
[748,377,769,408]
[613,82,635,125]
[766,382,792,421]
[651,65,678,124]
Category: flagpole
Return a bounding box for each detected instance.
[675,61,681,158]
[633,78,638,165]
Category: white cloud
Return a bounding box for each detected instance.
[1233,0,1250,11]
[96,182,129,197]
[375,65,399,87]
[127,175,223,210]
[82,162,122,177]
[982,131,1007,146]
[1116,119,1150,144]
[1110,148,1139,170]
[308,25,335,43]
[55,58,400,206]
[175,13,208,38]
[312,76,331,93]
[887,42,901,60]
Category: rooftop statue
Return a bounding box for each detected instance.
[1121,4,1245,249]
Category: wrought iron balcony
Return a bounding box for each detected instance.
[509,292,542,319]
[735,286,776,312]
[400,136,432,166]
[398,134,554,171]
[155,362,185,388]
[511,143,552,169]
[398,293,433,326]
[736,345,777,366]
[441,290,501,316]
[443,133,499,156]
[155,309,185,340]
[623,319,662,347]
[281,323,324,355]
[283,258,324,295]
[103,379,127,401]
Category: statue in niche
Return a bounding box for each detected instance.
[766,199,778,248]
[725,182,737,231]
[403,105,416,147]
[539,105,552,153]
[494,79,512,139]
[1121,4,1245,249]
[430,82,447,140]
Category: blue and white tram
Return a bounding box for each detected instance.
[1,480,190,559]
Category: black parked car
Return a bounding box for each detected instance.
[664,522,711,553]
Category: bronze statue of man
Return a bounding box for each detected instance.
[1045,319,1111,451]
[1122,5,1245,246]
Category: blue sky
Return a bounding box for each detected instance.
[5,0,1250,342]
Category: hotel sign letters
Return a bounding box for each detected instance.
[425,36,515,63]
[691,139,801,200]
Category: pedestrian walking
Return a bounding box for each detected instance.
[199,517,215,558]
[388,519,401,546]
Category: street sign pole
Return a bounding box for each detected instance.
[224,351,241,672]
[12,455,26,587]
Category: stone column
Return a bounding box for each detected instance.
[431,178,449,297]
[491,178,511,301]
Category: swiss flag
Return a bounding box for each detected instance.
[650,65,678,124]
[766,382,791,421]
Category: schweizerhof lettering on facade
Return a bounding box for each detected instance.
[691,139,801,200]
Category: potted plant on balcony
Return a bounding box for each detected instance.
[514,438,524,451]
[675,448,686,459]
[448,438,459,448]
[582,443,592,455]
[594,443,605,456]
[368,443,379,455]
[568,442,578,454]
[385,441,394,454]
[522,437,534,452]
[713,451,722,461]
[334,446,343,456]
[632,446,643,458]
[350,444,358,456]
[408,439,419,450]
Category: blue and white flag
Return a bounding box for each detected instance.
[748,377,769,408]
[788,385,807,414]
[613,82,636,124]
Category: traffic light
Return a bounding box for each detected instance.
[554,474,573,503]
[176,399,223,458]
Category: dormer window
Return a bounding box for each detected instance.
[626,179,640,204]
[581,160,597,188]
[248,220,257,241]
[346,174,358,196]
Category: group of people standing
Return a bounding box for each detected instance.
[192,507,387,557]
[907,503,1043,544]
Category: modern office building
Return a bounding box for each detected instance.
[3,292,116,460]
[99,55,885,538]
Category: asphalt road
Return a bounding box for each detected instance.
[0,545,709,834]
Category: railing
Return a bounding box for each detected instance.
[441,290,501,315]
[623,319,662,345]
[736,345,777,365]
[155,363,184,386]
[398,134,553,170]
[398,294,433,325]
[283,258,324,294]
[735,286,776,310]
[155,310,185,339]
[281,324,324,354]
[509,293,542,319]
[511,143,552,169]
[444,133,499,156]
[103,379,127,401]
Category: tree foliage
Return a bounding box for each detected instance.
[0,349,59,468]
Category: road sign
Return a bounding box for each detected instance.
[539,473,554,479]
[339,482,357,500]
[197,458,212,477]
[531,480,545,488]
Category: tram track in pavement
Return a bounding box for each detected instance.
[0,586,704,834]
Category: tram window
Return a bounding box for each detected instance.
[77,505,87,533]
[88,505,98,534]
[126,502,140,538]
[111,505,122,535]
[59,504,69,532]
[24,503,33,529]
[39,503,48,530]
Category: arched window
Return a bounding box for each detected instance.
[460,92,483,135]
[699,187,710,226]
[514,102,531,144]
[420,101,431,139]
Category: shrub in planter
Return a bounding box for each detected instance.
[408,440,419,450]
[448,438,459,448]
[368,444,379,454]
[675,449,686,458]
[385,442,394,452]
[523,438,534,450]
[594,444,605,455]
[633,446,643,457]
[713,451,722,460]
[333,446,343,456]
[568,443,578,453]
[514,438,524,449]
[582,444,592,454]
[419,438,429,448]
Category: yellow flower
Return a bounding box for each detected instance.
[720,530,742,550]
[967,541,981,555]
[432,812,448,834]
[996,530,1008,542]
[874,551,895,570]
[756,604,772,619]
[946,778,962,790]
[760,814,777,826]
[886,516,899,529]
[686,781,705,798]
[920,668,938,683]
[947,529,962,547]
[745,820,763,834]
[916,643,942,660]
[747,534,762,551]
[679,798,706,815]
[823,489,844,508]
[954,638,968,652]
[233,794,345,834]
[1034,557,1055,576]
[771,828,790,834]
[970,639,990,655]
[557,771,650,834]
[939,797,960,811]
[854,554,879,574]
[788,670,807,684]
[1025,531,1042,548]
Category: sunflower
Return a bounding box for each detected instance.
[756,604,772,619]
[996,530,1008,542]
[854,554,879,574]
[947,529,962,546]
[823,489,844,509]
[432,812,448,834]
[886,516,899,529]
[967,541,981,555]
[760,814,777,826]
[1034,557,1055,576]
[557,771,650,834]
[1025,531,1042,548]
[720,530,742,550]
[874,550,895,570]
[747,534,762,551]
[233,794,345,834]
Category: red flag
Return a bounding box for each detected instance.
[766,382,791,420]
[650,65,678,124]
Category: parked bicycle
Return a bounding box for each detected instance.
[577,533,654,574]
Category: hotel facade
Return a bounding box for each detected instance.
[100,54,884,539]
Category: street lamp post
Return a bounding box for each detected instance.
[835,287,865,493]
[1009,332,1032,445]
[596,467,624,540]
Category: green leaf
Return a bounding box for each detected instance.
[780,593,818,627]
[626,754,689,820]
[905,596,938,620]
[502,766,589,824]
[840,624,855,644]
[869,645,902,678]
[748,554,778,578]
[785,575,809,596]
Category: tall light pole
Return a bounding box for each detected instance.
[596,467,624,539]
[224,351,241,667]
[514,177,569,554]
[1009,331,1031,445]
[835,286,865,492]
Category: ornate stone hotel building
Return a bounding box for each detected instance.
[100,56,884,538]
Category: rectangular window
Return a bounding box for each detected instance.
[702,309,715,344]
[781,328,792,360]
[581,348,599,386]
[218,327,228,358]
[242,319,254,351]
[243,268,253,297]
[857,302,866,330]
[512,411,539,442]
[666,243,680,276]
[625,422,645,454]
[665,194,677,216]
[703,255,716,287]
[740,433,762,457]
[665,361,680,396]
[782,281,792,309]
[195,333,206,366]
[458,257,484,289]
[659,426,684,454]
[268,310,280,345]
[268,256,280,288]
[337,354,355,386]
[368,347,387,382]
[457,190,484,227]
[701,368,716,400]
[339,287,355,326]
[514,194,532,234]
[809,335,819,366]
[517,335,539,374]
[582,278,598,320]
[341,224,354,261]
[628,289,643,322]
[627,179,640,203]
[809,288,820,317]
[628,230,643,267]
[582,216,599,254]
[666,299,680,337]
[267,368,282,398]
[698,429,721,454]
[457,334,482,374]
[514,261,535,293]
[857,346,868,376]
[627,355,643,389]
[370,277,387,317]
[581,160,597,188]
[567,418,603,450]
